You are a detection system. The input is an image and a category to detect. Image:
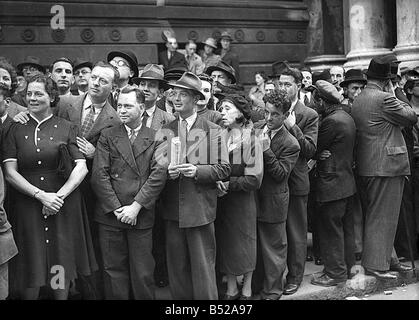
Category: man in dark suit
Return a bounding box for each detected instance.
[278,66,319,295]
[158,72,231,299]
[253,89,300,300]
[91,86,167,299]
[310,80,357,286]
[352,57,417,279]
[158,36,187,71]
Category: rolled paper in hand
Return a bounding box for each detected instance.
[171,137,181,166]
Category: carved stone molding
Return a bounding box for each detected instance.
[136,28,148,42]
[256,30,265,42]
[81,28,95,43]
[21,29,35,42]
[188,30,199,41]
[51,29,65,43]
[234,29,244,42]
[109,29,121,42]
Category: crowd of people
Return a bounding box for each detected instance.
[0,31,419,301]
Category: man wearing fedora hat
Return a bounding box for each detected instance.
[220,31,240,83]
[108,50,139,109]
[157,66,189,115]
[310,80,357,287]
[17,56,46,79]
[71,58,93,96]
[340,69,367,108]
[205,61,237,104]
[132,64,175,131]
[158,36,187,71]
[352,57,417,279]
[158,72,230,299]
[201,37,221,70]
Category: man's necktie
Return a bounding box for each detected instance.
[80,106,95,138]
[142,111,149,128]
[179,119,188,163]
[304,94,309,106]
[114,89,120,105]
[129,128,137,146]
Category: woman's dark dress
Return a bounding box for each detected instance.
[216,126,263,275]
[3,115,97,290]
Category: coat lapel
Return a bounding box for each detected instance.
[110,124,140,175]
[132,126,154,159]
[186,116,207,159]
[86,101,116,140]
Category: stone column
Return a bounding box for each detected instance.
[393,0,419,70]
[344,0,395,70]
[304,0,347,72]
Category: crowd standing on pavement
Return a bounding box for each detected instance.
[1,31,419,300]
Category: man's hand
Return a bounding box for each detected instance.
[216,181,228,197]
[384,80,395,96]
[118,202,142,226]
[114,207,124,220]
[168,163,180,180]
[284,110,296,130]
[13,111,30,124]
[76,137,96,159]
[319,150,331,160]
[176,163,198,178]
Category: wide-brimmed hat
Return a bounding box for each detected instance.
[220,31,233,41]
[164,66,188,82]
[381,53,401,65]
[313,69,332,83]
[17,56,46,73]
[316,80,343,104]
[205,60,237,84]
[340,69,367,88]
[271,60,291,78]
[365,57,391,80]
[107,50,139,78]
[203,37,217,49]
[132,64,166,85]
[169,72,205,100]
[73,58,93,73]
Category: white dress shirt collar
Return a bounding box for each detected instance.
[179,112,198,132]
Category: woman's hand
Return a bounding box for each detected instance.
[37,191,64,212]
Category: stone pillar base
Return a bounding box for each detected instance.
[304,54,347,73]
[344,48,393,70]
[394,44,419,70]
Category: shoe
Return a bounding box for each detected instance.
[239,294,252,300]
[306,254,314,262]
[389,263,413,273]
[365,268,397,280]
[222,292,240,300]
[315,257,323,265]
[355,253,362,261]
[262,295,281,300]
[311,273,346,287]
[283,283,299,295]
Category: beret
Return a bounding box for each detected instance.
[221,94,252,120]
[315,80,343,104]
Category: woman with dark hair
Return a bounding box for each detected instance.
[0,60,27,117]
[3,74,97,300]
[216,94,263,300]
[196,74,223,125]
[248,71,267,110]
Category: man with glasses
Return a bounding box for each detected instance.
[107,50,139,109]
[72,58,93,96]
[158,36,187,71]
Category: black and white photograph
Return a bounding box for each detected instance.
[1,0,419,309]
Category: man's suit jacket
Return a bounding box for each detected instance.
[91,124,167,230]
[56,93,121,150]
[352,83,417,177]
[315,107,356,202]
[158,50,187,70]
[150,107,175,131]
[158,115,231,228]
[287,101,319,196]
[255,123,300,223]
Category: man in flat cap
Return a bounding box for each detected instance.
[310,80,357,287]
[352,57,417,279]
[158,36,187,71]
[108,50,139,109]
[72,58,93,96]
[220,31,240,83]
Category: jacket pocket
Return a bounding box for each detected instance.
[386,146,407,155]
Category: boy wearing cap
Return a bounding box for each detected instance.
[158,72,230,299]
[311,80,357,287]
